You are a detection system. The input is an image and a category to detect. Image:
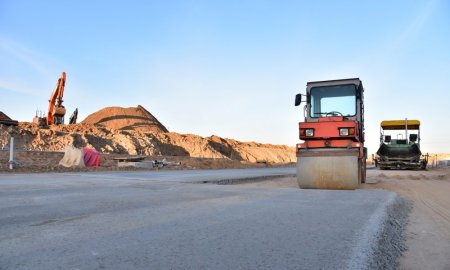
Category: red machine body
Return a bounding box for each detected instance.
[294,78,366,189]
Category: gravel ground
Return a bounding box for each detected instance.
[241,168,450,270]
[239,177,413,270]
[0,169,401,270]
[364,167,450,270]
[367,196,412,270]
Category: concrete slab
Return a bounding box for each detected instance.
[0,169,407,269]
[117,161,155,168]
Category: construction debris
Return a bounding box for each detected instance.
[113,155,181,168]
[59,145,85,168]
[117,160,155,168]
[0,105,295,163]
[59,145,100,168]
[154,158,181,167]
[0,105,295,172]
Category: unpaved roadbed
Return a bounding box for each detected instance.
[0,169,402,269]
[242,168,450,270]
[365,168,450,270]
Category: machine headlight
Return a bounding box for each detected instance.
[305,129,314,137]
[339,128,349,136]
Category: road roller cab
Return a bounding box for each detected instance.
[294,78,366,189]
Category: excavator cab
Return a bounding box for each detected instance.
[295,78,366,189]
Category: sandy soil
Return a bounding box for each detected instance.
[0,154,294,173]
[240,167,450,270]
[81,105,169,133]
[1,105,295,163]
[364,168,450,270]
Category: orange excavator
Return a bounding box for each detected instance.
[47,71,67,125]
[33,72,70,126]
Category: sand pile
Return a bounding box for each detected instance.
[153,133,295,163]
[0,105,295,164]
[82,105,168,133]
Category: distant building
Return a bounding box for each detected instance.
[438,160,450,167]
[0,112,18,126]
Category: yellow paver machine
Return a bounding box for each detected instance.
[375,119,428,170]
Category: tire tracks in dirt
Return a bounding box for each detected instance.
[364,168,450,270]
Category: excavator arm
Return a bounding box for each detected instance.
[47,72,67,125]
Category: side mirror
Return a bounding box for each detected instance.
[409,134,418,142]
[384,135,391,143]
[295,94,302,106]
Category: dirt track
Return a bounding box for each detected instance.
[364,168,450,270]
[241,167,450,270]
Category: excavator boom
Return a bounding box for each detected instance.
[47,72,67,125]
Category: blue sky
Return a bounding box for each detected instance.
[1,0,449,154]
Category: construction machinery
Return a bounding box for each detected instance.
[33,72,67,126]
[294,78,366,190]
[69,108,78,124]
[375,119,427,170]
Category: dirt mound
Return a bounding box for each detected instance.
[0,105,295,164]
[153,133,295,163]
[81,105,168,133]
[1,124,295,164]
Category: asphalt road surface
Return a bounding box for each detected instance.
[0,168,405,270]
